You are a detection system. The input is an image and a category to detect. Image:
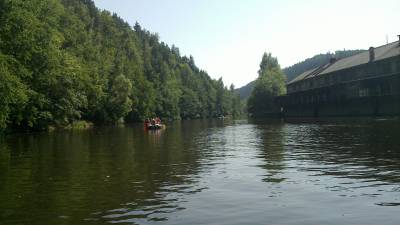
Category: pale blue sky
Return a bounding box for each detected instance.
[93,0,400,87]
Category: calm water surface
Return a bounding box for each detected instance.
[1,118,400,225]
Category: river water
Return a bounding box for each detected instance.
[1,118,400,225]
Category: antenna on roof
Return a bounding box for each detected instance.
[386,34,388,44]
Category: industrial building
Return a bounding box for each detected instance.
[279,37,400,117]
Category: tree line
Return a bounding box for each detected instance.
[0,0,241,132]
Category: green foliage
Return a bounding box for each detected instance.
[247,53,286,116]
[229,84,242,118]
[65,120,93,130]
[0,0,241,131]
[50,52,89,126]
[0,54,28,129]
[179,87,201,119]
[105,74,133,123]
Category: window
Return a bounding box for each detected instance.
[301,82,306,90]
[365,64,375,77]
[342,71,350,81]
[383,61,391,74]
[359,88,369,97]
[396,59,400,72]
[333,74,338,83]
[318,78,323,86]
[329,75,334,84]
[392,60,397,73]
[376,85,382,96]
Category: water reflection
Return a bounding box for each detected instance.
[247,118,400,208]
[1,118,400,225]
[0,122,213,225]
[253,120,287,184]
[282,118,400,206]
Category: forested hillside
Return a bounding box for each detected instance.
[236,81,255,101]
[236,50,365,100]
[284,49,365,81]
[0,0,241,131]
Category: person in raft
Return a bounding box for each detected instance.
[144,117,162,129]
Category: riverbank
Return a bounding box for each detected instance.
[1,120,94,135]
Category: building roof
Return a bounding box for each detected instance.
[288,40,400,85]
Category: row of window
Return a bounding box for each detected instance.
[287,80,397,105]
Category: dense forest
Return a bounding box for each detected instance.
[237,49,365,100]
[0,0,241,132]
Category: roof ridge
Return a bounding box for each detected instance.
[326,40,397,63]
[287,40,400,85]
[372,39,399,49]
[309,58,341,78]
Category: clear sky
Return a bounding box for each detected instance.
[93,0,400,88]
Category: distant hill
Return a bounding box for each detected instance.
[236,80,256,101]
[236,49,365,100]
[283,49,365,81]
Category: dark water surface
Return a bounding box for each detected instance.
[1,118,400,225]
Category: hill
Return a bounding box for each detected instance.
[0,0,241,131]
[236,81,256,101]
[236,49,365,100]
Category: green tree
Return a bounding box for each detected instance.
[215,78,229,116]
[248,53,286,117]
[104,74,133,123]
[229,84,242,118]
[179,87,201,119]
[0,54,28,130]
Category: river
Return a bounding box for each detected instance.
[1,118,400,225]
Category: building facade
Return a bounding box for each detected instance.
[279,39,400,117]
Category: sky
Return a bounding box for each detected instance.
[93,0,400,88]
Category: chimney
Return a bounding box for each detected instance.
[398,35,400,46]
[369,47,375,62]
[329,57,337,64]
